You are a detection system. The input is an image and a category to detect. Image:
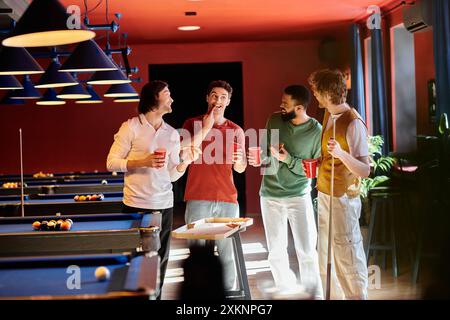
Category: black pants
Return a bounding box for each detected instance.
[122,204,173,298]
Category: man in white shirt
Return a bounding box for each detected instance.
[107,80,198,298]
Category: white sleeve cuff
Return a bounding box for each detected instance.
[169,165,185,182]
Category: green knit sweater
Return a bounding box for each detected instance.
[260,112,322,198]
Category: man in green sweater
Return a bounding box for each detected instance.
[248,85,323,299]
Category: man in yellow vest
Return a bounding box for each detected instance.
[308,69,370,299]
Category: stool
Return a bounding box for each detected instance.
[365,188,400,277]
[410,161,441,284]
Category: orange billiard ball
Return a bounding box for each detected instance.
[60,221,71,231]
[95,266,110,281]
[32,221,41,230]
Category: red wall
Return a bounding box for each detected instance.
[362,8,436,146]
[0,39,331,214]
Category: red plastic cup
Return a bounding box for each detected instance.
[248,147,261,166]
[231,142,241,162]
[154,148,167,166]
[302,158,318,178]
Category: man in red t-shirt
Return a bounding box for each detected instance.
[181,80,247,291]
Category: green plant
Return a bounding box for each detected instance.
[360,135,396,198]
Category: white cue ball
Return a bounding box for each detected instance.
[95,266,110,281]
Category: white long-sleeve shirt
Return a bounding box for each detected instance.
[107,114,184,209]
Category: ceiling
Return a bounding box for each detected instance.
[0,0,401,43]
[53,0,400,44]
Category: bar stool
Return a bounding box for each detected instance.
[365,187,400,277]
[410,160,441,284]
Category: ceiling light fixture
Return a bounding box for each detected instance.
[104,83,138,98]
[0,46,44,75]
[35,58,78,89]
[59,40,117,73]
[87,67,131,85]
[56,77,91,99]
[0,75,23,90]
[75,85,103,104]
[10,75,42,99]
[177,26,201,31]
[2,0,95,48]
[114,96,140,103]
[36,88,66,105]
[0,91,25,105]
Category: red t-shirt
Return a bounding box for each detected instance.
[182,116,245,204]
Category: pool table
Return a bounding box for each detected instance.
[0,182,124,196]
[0,213,161,257]
[23,177,124,186]
[0,171,124,182]
[0,253,158,299]
[0,192,124,216]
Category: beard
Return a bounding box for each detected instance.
[281,110,296,122]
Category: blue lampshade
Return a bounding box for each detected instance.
[104,83,138,98]
[0,75,23,90]
[0,91,25,105]
[59,40,117,73]
[57,83,91,99]
[87,68,131,85]
[36,88,66,105]
[35,59,78,89]
[75,85,102,104]
[10,75,42,99]
[2,0,95,48]
[0,46,44,75]
[114,96,140,103]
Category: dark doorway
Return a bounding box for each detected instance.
[148,62,246,216]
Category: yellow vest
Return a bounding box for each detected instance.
[317,108,366,198]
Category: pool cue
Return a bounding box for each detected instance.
[325,116,337,300]
[19,128,25,218]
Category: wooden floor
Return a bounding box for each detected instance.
[161,210,423,300]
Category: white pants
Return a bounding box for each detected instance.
[185,200,239,291]
[318,191,368,300]
[260,195,323,299]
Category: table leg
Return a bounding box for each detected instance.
[230,231,251,300]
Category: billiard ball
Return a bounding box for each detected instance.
[74,195,79,201]
[90,195,97,201]
[56,219,64,224]
[55,221,62,231]
[101,180,108,185]
[47,221,55,231]
[40,221,48,231]
[32,221,41,230]
[66,219,73,225]
[95,266,110,281]
[79,195,86,201]
[49,220,56,225]
[98,194,105,200]
[86,195,91,201]
[60,221,71,231]
[112,171,117,176]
